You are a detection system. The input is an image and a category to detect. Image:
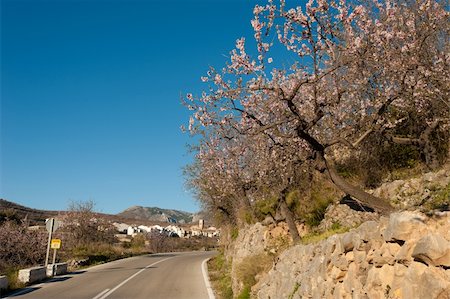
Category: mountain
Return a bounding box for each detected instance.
[0,199,199,225]
[0,198,59,225]
[117,206,194,224]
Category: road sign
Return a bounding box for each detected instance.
[46,218,61,233]
[51,239,61,249]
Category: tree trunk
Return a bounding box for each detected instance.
[279,195,301,243]
[321,155,394,215]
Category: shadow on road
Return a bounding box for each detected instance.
[46,277,71,283]
[144,253,177,258]
[68,270,86,275]
[1,287,40,298]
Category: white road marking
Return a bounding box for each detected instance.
[97,257,173,299]
[92,288,110,299]
[202,258,216,299]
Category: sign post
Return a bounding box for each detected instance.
[45,219,54,267]
[50,238,62,275]
[45,219,61,267]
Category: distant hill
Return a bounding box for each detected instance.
[117,206,194,224]
[0,198,59,225]
[0,199,203,226]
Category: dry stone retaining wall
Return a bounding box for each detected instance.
[255,211,450,299]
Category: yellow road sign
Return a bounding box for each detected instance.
[50,239,61,249]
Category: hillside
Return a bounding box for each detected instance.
[0,199,198,225]
[0,198,59,225]
[214,163,450,298]
[117,206,194,224]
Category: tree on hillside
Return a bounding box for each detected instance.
[184,0,449,239]
[61,200,115,248]
[0,221,47,273]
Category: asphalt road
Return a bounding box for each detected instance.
[2,251,217,299]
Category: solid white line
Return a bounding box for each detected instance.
[97,257,173,299]
[92,288,110,299]
[202,258,216,299]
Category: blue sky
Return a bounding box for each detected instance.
[1,0,259,214]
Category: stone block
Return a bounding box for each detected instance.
[412,233,450,267]
[18,266,47,284]
[383,211,428,242]
[46,263,68,277]
[0,275,8,291]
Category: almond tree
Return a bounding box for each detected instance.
[185,0,449,239]
[0,221,47,273]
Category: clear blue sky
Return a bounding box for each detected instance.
[1,0,259,214]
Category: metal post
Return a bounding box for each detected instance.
[45,218,54,267]
[52,248,57,276]
[52,248,57,264]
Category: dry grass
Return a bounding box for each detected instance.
[301,223,350,245]
[235,253,273,298]
[207,250,233,299]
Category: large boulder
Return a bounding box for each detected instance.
[412,233,450,267]
[383,211,428,242]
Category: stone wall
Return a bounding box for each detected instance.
[371,164,450,209]
[255,211,450,299]
[229,223,267,295]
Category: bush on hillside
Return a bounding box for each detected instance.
[0,221,46,275]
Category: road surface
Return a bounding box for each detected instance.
[2,251,216,299]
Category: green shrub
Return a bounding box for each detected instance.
[303,184,335,227]
[208,250,233,299]
[130,234,146,249]
[254,197,278,221]
[286,190,301,208]
[288,282,301,299]
[4,268,24,291]
[301,225,349,245]
[230,227,239,240]
[237,286,251,299]
[424,183,450,211]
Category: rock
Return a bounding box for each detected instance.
[365,264,395,298]
[330,266,346,282]
[401,262,450,299]
[342,262,364,296]
[318,204,378,231]
[333,283,351,299]
[369,243,401,266]
[230,223,268,295]
[262,215,275,225]
[418,267,450,299]
[331,254,349,271]
[383,211,428,242]
[412,233,450,267]
[371,163,450,209]
[353,250,366,264]
[251,167,450,299]
[394,240,416,265]
[341,231,362,252]
[345,251,355,262]
[323,234,345,256]
[357,220,382,242]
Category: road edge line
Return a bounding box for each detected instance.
[202,258,216,299]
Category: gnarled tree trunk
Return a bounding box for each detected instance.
[279,191,301,243]
[321,155,394,215]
